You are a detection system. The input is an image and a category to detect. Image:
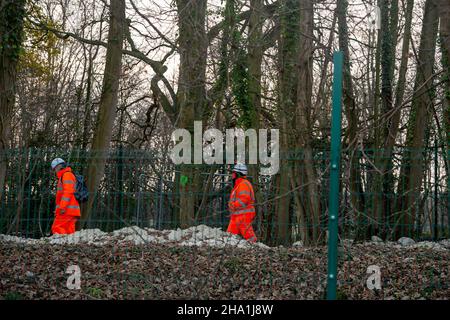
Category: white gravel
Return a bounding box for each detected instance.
[0,225,267,249]
[410,241,447,251]
[0,226,448,252]
[371,236,383,243]
[439,239,450,249]
[398,237,415,246]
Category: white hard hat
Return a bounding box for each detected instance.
[232,163,248,175]
[51,158,66,170]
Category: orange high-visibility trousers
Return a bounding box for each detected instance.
[51,215,77,234]
[227,212,257,242]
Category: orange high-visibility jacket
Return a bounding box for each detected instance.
[228,177,255,216]
[55,167,81,217]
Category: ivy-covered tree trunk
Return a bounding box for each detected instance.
[435,3,450,140]
[247,0,263,131]
[246,0,263,222]
[434,0,450,235]
[370,0,399,239]
[395,0,439,239]
[273,0,299,246]
[381,0,414,239]
[0,0,26,200]
[175,0,207,228]
[83,0,125,224]
[295,0,322,245]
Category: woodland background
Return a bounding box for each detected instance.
[0,0,449,246]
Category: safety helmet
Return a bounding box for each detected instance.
[232,163,248,175]
[51,158,66,170]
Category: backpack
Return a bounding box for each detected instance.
[61,171,89,203]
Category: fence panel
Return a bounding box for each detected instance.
[0,147,448,299]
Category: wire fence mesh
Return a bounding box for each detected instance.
[0,147,448,299]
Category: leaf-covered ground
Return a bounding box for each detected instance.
[0,242,448,300]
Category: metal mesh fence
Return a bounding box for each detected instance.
[0,146,448,299]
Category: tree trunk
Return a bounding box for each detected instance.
[247,0,263,216]
[296,0,322,245]
[371,0,402,239]
[0,0,26,201]
[395,0,439,239]
[274,0,299,246]
[434,0,450,236]
[247,0,263,130]
[381,0,414,239]
[81,42,100,151]
[175,0,207,228]
[337,0,366,239]
[83,0,125,224]
[434,1,450,145]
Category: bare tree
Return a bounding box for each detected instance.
[434,0,450,178]
[273,0,299,245]
[337,0,365,239]
[0,0,26,200]
[295,0,322,245]
[174,0,208,228]
[83,0,125,224]
[395,0,440,238]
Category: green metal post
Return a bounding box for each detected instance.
[327,51,343,300]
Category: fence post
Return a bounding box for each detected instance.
[327,51,343,300]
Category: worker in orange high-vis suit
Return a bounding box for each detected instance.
[50,158,81,234]
[227,163,257,242]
